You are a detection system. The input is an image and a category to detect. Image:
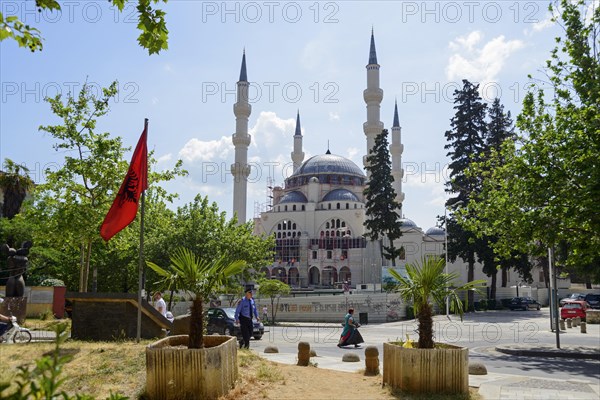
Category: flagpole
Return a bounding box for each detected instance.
[136,118,148,343]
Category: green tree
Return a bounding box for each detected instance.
[147,248,246,349]
[0,159,34,219]
[461,0,600,285]
[364,129,403,266]
[162,195,274,271]
[444,79,487,309]
[33,82,125,292]
[257,278,291,325]
[0,0,168,54]
[389,257,484,349]
[32,81,186,292]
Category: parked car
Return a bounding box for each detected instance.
[583,293,600,309]
[206,307,264,340]
[508,297,541,311]
[560,300,590,320]
[559,293,586,306]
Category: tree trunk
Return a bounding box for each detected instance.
[490,269,497,300]
[417,303,434,349]
[501,267,508,287]
[79,243,87,292]
[540,256,550,289]
[270,297,276,325]
[189,297,204,349]
[84,241,92,292]
[467,252,475,311]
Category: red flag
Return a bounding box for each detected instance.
[100,120,148,241]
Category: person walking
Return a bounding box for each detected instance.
[338,308,364,348]
[235,288,259,349]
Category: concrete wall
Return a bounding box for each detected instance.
[0,286,54,317]
[171,292,408,323]
[66,293,171,341]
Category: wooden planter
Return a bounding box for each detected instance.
[383,342,468,394]
[146,335,238,400]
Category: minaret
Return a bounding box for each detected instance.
[291,110,305,171]
[390,100,405,206]
[231,50,251,224]
[363,29,384,173]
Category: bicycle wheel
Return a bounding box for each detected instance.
[12,330,32,343]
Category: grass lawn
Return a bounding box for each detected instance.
[1,321,481,399]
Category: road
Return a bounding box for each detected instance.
[252,309,600,383]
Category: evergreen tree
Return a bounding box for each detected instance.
[459,0,600,286]
[364,129,402,266]
[444,80,487,310]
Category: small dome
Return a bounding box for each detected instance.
[399,218,417,229]
[425,226,446,237]
[322,189,360,202]
[279,191,308,203]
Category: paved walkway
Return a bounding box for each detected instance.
[258,343,600,400]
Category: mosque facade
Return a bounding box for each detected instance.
[230,32,546,292]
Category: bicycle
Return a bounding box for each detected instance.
[0,316,32,344]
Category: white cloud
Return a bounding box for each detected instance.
[300,35,338,73]
[530,16,554,33]
[249,111,295,149]
[178,136,232,163]
[446,31,524,86]
[157,153,172,163]
[152,97,159,105]
[329,111,340,121]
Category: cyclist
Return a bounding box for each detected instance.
[0,312,11,337]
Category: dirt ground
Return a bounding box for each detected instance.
[231,362,394,400]
[222,351,479,400]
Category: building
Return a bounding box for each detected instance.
[231,31,547,293]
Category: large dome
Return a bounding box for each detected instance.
[285,153,366,189]
[292,153,365,178]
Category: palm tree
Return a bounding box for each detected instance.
[147,247,246,349]
[389,256,484,349]
[0,159,34,219]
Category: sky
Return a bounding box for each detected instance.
[0,0,584,230]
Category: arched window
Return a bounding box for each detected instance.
[293,205,296,211]
[346,203,349,209]
[336,203,340,209]
[328,204,331,210]
[302,205,305,211]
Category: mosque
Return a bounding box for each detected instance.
[229,31,545,293]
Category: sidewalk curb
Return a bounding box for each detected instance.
[495,346,600,360]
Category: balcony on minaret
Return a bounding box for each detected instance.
[363,121,384,134]
[232,133,251,147]
[363,87,383,103]
[230,162,251,179]
[233,101,251,118]
[390,143,404,154]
